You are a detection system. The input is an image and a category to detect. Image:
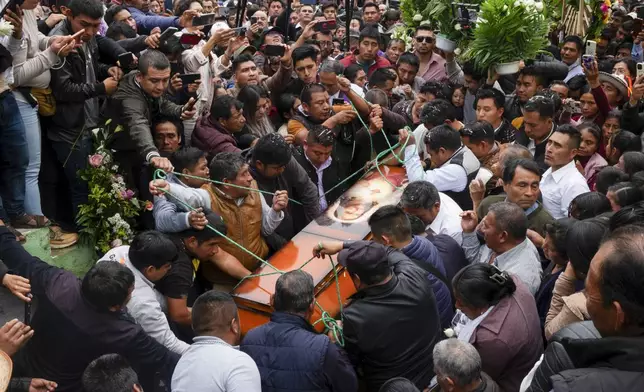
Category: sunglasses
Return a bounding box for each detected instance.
[416,36,434,43]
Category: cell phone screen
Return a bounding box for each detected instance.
[193,13,216,26]
[118,52,135,68]
[263,44,285,57]
[179,73,201,84]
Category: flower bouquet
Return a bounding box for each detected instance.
[464,0,550,74]
[76,121,147,253]
[560,0,610,39]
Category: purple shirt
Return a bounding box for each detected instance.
[417,52,447,82]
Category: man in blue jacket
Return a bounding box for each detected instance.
[123,0,197,35]
[240,270,358,392]
[0,221,179,391]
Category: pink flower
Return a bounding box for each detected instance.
[120,189,135,200]
[600,3,608,12]
[145,201,154,211]
[88,154,103,168]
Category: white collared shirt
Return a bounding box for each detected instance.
[304,153,332,211]
[540,160,590,219]
[426,192,463,245]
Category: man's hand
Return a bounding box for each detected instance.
[169,73,182,95]
[369,103,383,118]
[271,190,289,212]
[225,35,246,59]
[468,179,485,206]
[526,229,544,248]
[150,157,174,173]
[486,66,499,86]
[181,97,197,120]
[368,114,383,134]
[583,58,600,88]
[279,44,292,65]
[401,84,413,98]
[178,9,198,28]
[28,379,57,392]
[0,319,33,356]
[144,32,161,48]
[211,28,236,47]
[186,80,201,94]
[45,12,65,28]
[398,128,416,145]
[49,35,75,57]
[107,66,123,81]
[337,76,351,93]
[5,7,23,39]
[460,210,478,233]
[283,133,295,144]
[188,208,208,230]
[332,110,356,125]
[103,77,119,95]
[149,178,171,195]
[326,320,343,343]
[299,21,316,41]
[312,240,344,258]
[150,26,162,35]
[2,274,30,302]
[248,22,261,36]
[630,75,644,105]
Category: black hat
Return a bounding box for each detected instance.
[338,241,389,276]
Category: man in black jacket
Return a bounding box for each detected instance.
[0,223,179,392]
[514,95,555,171]
[314,241,442,391]
[527,225,644,392]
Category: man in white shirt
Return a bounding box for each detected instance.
[401,125,480,210]
[540,125,590,219]
[172,291,261,392]
[97,231,190,355]
[400,181,463,245]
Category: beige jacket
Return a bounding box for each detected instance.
[544,273,589,340]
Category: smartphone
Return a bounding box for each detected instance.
[118,52,135,69]
[633,18,643,36]
[332,98,345,106]
[0,0,24,17]
[233,27,247,36]
[159,26,178,42]
[193,12,217,26]
[179,33,201,45]
[585,41,596,56]
[263,44,285,57]
[250,16,258,24]
[24,297,31,326]
[314,19,337,32]
[637,6,644,20]
[638,62,644,78]
[582,54,594,69]
[184,97,197,111]
[178,73,201,84]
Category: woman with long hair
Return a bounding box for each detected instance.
[237,85,275,138]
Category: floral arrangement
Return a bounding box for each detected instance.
[390,24,414,51]
[76,121,149,253]
[463,0,550,71]
[571,0,611,39]
[0,20,14,37]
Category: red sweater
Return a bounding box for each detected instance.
[339,54,392,77]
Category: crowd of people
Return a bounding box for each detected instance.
[0,0,643,390]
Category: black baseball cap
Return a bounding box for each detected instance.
[338,241,390,276]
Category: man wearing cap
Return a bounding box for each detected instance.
[313,240,442,391]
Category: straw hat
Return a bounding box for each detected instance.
[0,350,13,392]
[598,72,629,98]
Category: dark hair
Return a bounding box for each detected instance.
[420,99,456,127]
[192,291,238,335]
[606,109,622,122]
[452,264,517,309]
[397,52,419,70]
[307,125,335,147]
[291,45,318,67]
[577,122,602,145]
[502,158,542,184]
[232,53,256,73]
[544,218,575,261]
[174,0,202,15]
[400,181,440,210]
[152,116,183,139]
[128,231,178,272]
[488,201,528,240]
[210,95,244,122]
[612,131,642,155]
[555,124,582,149]
[171,147,207,174]
[138,49,170,74]
[523,95,555,118]
[365,89,389,107]
[462,60,484,80]
[474,88,505,111]
[518,66,546,89]
[81,262,135,311]
[562,35,584,51]
[362,1,378,12]
[614,58,637,78]
[537,90,562,114]
[622,152,644,177]
[269,0,284,7]
[617,42,634,52]
[461,120,494,144]
[599,225,644,329]
[609,201,644,231]
[237,84,268,124]
[368,205,412,243]
[368,68,396,88]
[344,63,364,83]
[608,182,643,209]
[209,151,247,183]
[104,4,127,25]
[549,80,568,89]
[273,270,315,313]
[569,192,612,220]
[415,24,433,36]
[406,213,426,236]
[359,24,381,44]
[566,217,609,280]
[567,74,590,94]
[425,124,462,153]
[301,83,327,105]
[82,354,139,392]
[321,0,337,11]
[106,21,136,40]
[68,0,104,18]
[419,81,450,101]
[596,166,630,194]
[179,211,227,242]
[275,93,298,122]
[378,377,421,392]
[252,133,292,166]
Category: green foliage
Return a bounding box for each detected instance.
[464,0,550,71]
[401,0,477,44]
[76,124,147,254]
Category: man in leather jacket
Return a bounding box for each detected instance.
[526,225,644,392]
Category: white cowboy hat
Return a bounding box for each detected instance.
[598,71,629,98]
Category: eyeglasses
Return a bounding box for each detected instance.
[416,36,434,43]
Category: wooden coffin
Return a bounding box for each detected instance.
[232,166,408,335]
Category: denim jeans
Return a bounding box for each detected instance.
[0,92,28,219]
[17,100,43,216]
[50,134,92,229]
